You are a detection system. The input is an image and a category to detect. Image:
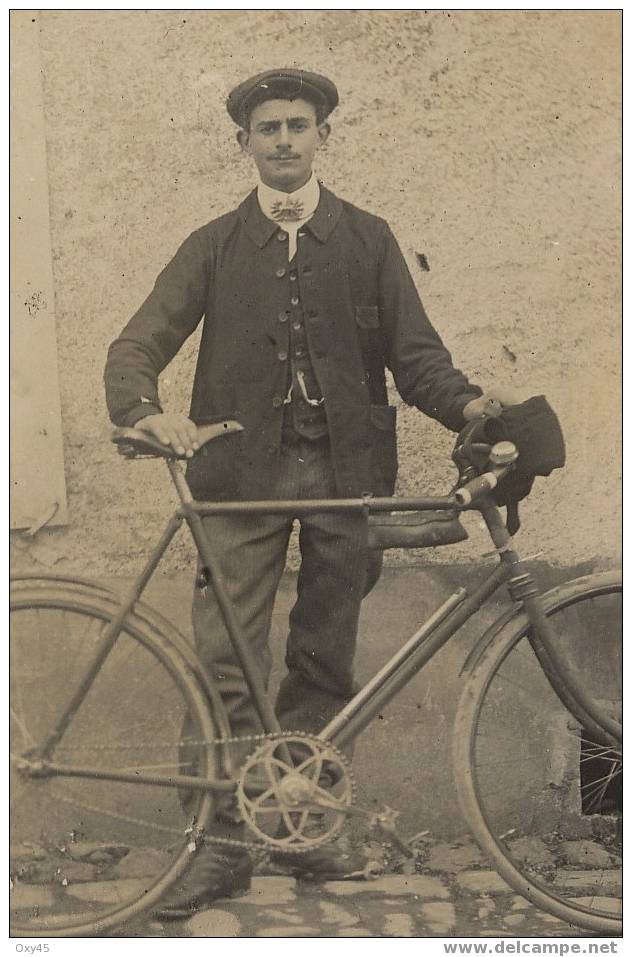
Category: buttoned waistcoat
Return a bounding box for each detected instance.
[105,186,481,500]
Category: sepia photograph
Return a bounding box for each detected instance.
[10,8,621,942]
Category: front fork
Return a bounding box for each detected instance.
[481,503,622,749]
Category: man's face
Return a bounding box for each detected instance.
[238,97,330,192]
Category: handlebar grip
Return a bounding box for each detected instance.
[454,471,500,506]
[454,441,518,506]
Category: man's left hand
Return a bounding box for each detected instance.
[463,387,527,422]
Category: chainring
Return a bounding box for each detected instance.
[236,733,355,852]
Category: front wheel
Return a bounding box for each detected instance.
[10,581,220,937]
[454,570,622,935]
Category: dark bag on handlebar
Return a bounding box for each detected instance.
[367,509,468,550]
[452,395,566,534]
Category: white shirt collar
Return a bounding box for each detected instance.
[257,174,320,226]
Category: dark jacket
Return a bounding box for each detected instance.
[104,186,481,500]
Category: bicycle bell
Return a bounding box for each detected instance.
[489,441,518,466]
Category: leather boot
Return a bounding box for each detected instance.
[269,820,381,881]
[152,845,253,920]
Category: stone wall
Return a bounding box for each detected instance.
[12,9,621,575]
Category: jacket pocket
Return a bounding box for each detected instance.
[368,404,398,495]
[355,305,380,329]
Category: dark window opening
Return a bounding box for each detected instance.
[580,731,622,815]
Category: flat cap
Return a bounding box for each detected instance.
[227,69,339,126]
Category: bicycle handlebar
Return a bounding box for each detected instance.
[453,463,514,506]
[113,424,517,512]
[453,440,519,507]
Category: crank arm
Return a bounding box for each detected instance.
[289,799,362,817]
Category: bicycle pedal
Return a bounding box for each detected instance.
[341,861,384,881]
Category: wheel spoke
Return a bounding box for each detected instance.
[582,768,621,813]
[10,591,218,937]
[49,787,184,836]
[117,761,187,773]
[580,745,621,763]
[11,618,33,747]
[454,576,622,935]
[10,706,36,748]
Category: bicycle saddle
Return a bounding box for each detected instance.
[111,420,244,459]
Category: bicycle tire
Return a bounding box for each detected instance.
[10,581,220,938]
[454,570,622,935]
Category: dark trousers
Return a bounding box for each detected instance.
[192,437,382,754]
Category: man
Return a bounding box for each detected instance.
[105,68,517,917]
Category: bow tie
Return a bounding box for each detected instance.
[270,198,305,222]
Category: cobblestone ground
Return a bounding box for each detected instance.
[12,837,620,938]
[108,840,620,939]
[112,872,599,938]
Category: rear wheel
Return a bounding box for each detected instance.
[10,583,219,937]
[454,571,622,934]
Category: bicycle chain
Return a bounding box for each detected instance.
[46,732,359,856]
[53,730,303,752]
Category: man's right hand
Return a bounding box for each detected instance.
[136,414,200,458]
[463,387,528,422]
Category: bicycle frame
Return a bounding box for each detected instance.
[23,457,620,798]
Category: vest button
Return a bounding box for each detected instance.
[277,232,288,242]
[290,296,300,306]
[289,272,297,281]
[278,351,288,361]
[272,396,283,408]
[295,347,305,357]
[278,311,288,323]
[275,267,286,278]
[292,322,302,330]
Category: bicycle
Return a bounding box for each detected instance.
[10,421,622,937]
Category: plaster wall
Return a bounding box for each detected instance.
[12,9,620,577]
